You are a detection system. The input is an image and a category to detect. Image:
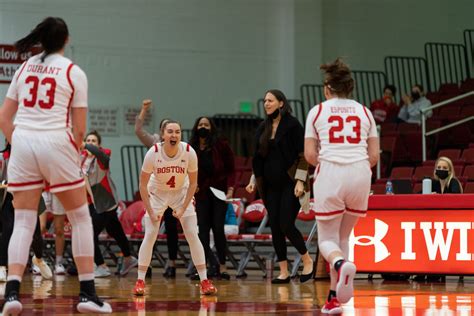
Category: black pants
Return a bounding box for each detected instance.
[0,193,43,266]
[196,192,227,265]
[89,204,131,266]
[163,208,178,261]
[265,182,307,262]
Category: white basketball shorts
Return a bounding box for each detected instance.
[7,128,84,193]
[313,159,371,220]
[147,188,195,219]
[42,191,66,215]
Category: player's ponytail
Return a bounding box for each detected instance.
[15,17,69,62]
[320,58,354,98]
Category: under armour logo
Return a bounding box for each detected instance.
[349,219,390,263]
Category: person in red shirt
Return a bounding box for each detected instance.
[370,85,399,124]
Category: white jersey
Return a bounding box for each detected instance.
[6,53,87,131]
[142,142,198,192]
[305,98,378,164]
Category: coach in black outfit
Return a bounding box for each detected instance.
[252,89,314,284]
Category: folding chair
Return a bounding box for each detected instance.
[290,200,318,278]
[227,199,269,278]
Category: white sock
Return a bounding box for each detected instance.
[66,204,94,257]
[180,215,206,266]
[138,217,160,270]
[56,256,63,265]
[197,267,207,281]
[138,271,146,280]
[78,273,94,281]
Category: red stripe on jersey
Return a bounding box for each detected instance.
[65,63,75,128]
[186,144,190,152]
[312,103,323,139]
[16,62,28,83]
[314,209,345,216]
[362,105,371,127]
[154,144,158,152]
[48,178,84,190]
[8,179,44,187]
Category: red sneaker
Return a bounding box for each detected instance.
[200,279,217,295]
[133,279,145,296]
[321,297,342,314]
[336,261,356,304]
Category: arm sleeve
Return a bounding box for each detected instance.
[141,148,155,173]
[70,65,88,108]
[135,115,160,148]
[304,107,318,139]
[84,144,110,169]
[5,63,24,101]
[188,147,198,173]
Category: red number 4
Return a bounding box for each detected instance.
[166,176,176,188]
[328,115,361,144]
[24,76,56,109]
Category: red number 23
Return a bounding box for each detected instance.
[328,115,361,144]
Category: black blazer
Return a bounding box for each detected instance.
[432,178,462,194]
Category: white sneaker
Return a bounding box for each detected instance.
[0,266,6,282]
[31,263,41,275]
[77,294,112,314]
[32,256,53,280]
[3,292,22,315]
[55,263,66,275]
[94,265,111,278]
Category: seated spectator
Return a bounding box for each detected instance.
[370,84,399,123]
[398,84,432,124]
[414,156,462,283]
[432,156,463,194]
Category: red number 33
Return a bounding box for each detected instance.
[328,115,361,144]
[24,76,56,109]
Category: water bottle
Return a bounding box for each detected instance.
[422,177,432,194]
[385,180,394,195]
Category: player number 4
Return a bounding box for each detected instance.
[166,176,176,188]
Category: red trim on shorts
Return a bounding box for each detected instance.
[154,144,158,152]
[315,209,345,216]
[8,180,44,187]
[66,131,79,152]
[65,63,75,128]
[16,62,28,82]
[48,178,84,190]
[346,208,367,214]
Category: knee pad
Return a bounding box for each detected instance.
[66,204,94,257]
[8,210,37,265]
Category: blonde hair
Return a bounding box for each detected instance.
[434,156,463,193]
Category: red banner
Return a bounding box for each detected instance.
[351,209,474,274]
[0,45,41,83]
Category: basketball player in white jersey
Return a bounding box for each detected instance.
[304,58,379,314]
[0,17,111,314]
[134,120,217,296]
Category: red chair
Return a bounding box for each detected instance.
[118,201,145,236]
[413,166,434,182]
[380,123,398,136]
[464,182,474,193]
[371,183,386,195]
[398,122,420,134]
[460,106,474,117]
[460,78,474,93]
[390,167,414,179]
[422,160,436,167]
[438,149,461,160]
[413,183,423,194]
[438,83,459,95]
[462,165,474,181]
[235,156,249,171]
[462,148,474,164]
[380,136,397,177]
[237,170,253,187]
[453,165,464,177]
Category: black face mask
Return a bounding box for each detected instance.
[435,169,449,180]
[411,91,421,101]
[267,109,280,120]
[197,127,210,138]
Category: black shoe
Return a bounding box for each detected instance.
[299,267,314,283]
[271,276,290,284]
[220,272,231,280]
[163,267,176,278]
[146,267,152,278]
[413,275,426,282]
[2,292,22,315]
[190,273,200,281]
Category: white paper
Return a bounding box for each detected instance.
[210,187,240,202]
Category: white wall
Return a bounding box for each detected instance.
[0,0,322,199]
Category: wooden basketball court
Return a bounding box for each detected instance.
[5,272,473,315]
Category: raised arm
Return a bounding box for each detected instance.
[135,99,160,148]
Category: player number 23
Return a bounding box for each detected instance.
[328,115,361,144]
